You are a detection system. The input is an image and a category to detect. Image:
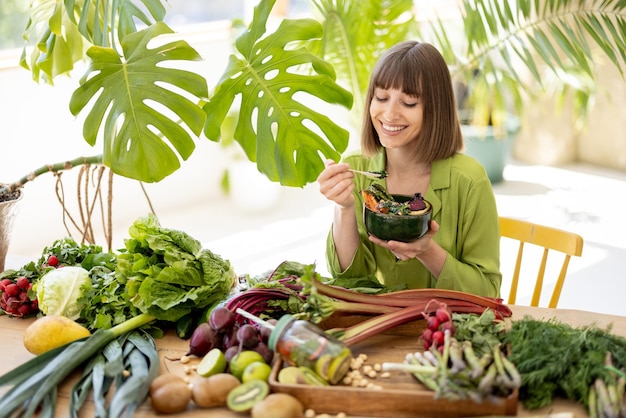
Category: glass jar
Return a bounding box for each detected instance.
[269,314,352,384]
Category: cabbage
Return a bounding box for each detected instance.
[36,266,90,320]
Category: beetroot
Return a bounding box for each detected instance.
[408,193,427,211]
[209,306,236,333]
[187,323,222,357]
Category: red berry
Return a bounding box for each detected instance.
[47,255,59,267]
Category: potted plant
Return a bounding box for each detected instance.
[0,0,354,270]
[298,0,625,183]
[425,0,626,182]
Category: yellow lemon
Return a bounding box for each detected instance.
[23,315,91,355]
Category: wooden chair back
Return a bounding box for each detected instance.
[499,216,584,308]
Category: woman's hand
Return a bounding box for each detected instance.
[369,220,440,261]
[317,160,355,209]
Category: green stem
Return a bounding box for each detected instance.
[381,362,436,375]
[0,313,156,417]
[0,155,103,194]
[109,313,156,338]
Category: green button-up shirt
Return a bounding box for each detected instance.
[325,152,502,298]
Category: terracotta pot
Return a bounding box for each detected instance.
[0,189,23,273]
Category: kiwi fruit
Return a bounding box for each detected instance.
[191,373,240,408]
[226,379,270,413]
[251,393,304,418]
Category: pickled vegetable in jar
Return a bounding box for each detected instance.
[268,314,352,385]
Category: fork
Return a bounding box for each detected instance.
[349,169,387,179]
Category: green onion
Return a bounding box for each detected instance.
[0,313,155,417]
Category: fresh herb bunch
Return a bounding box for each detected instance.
[452,309,507,358]
[502,316,626,410]
[0,214,237,417]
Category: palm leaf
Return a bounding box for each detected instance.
[430,0,626,126]
[307,0,417,115]
[203,0,353,187]
[69,22,208,183]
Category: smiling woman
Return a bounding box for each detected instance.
[317,41,502,298]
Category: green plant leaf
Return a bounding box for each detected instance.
[307,0,416,114]
[203,0,353,187]
[64,0,166,48]
[429,0,626,127]
[20,0,85,83]
[69,22,208,183]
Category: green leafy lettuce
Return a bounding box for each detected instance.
[115,214,237,323]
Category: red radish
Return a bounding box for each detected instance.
[435,306,451,323]
[421,328,433,343]
[4,283,19,297]
[426,315,440,331]
[47,255,59,267]
[440,320,456,335]
[15,277,29,289]
[432,330,444,347]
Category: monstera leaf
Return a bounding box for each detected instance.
[20,0,85,83]
[204,0,353,188]
[20,0,165,84]
[69,22,208,183]
[64,0,166,48]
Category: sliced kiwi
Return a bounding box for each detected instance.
[298,367,329,386]
[226,380,269,413]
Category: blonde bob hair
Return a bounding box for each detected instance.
[361,41,463,162]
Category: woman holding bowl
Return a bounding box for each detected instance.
[317,41,501,298]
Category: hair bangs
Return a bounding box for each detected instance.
[372,54,422,99]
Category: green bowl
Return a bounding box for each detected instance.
[364,195,432,242]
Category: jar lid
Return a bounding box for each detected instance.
[268,314,294,351]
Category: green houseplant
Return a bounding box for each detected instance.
[0,0,354,271]
[1,0,625,269]
[299,0,625,182]
[426,0,626,182]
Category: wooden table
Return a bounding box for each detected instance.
[1,305,625,417]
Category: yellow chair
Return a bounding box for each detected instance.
[499,216,584,308]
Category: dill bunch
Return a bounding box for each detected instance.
[502,315,626,410]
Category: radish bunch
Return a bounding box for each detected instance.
[421,302,455,352]
[0,276,38,317]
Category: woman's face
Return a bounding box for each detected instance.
[369,87,424,150]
